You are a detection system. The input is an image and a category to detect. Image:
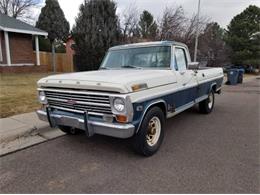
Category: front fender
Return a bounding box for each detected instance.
[132,99,167,133]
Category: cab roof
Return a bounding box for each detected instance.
[109,41,188,50]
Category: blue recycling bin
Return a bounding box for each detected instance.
[237,68,244,83]
[227,69,239,85]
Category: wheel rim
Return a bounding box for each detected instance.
[208,93,213,109]
[146,116,161,147]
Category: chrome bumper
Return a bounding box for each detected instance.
[37,109,135,138]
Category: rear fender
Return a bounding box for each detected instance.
[209,82,217,93]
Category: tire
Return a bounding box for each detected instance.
[58,125,82,135]
[199,90,215,114]
[132,107,165,156]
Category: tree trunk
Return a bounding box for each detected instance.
[51,42,56,72]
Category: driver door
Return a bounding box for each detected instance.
[173,47,198,106]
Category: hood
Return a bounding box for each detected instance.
[37,69,177,93]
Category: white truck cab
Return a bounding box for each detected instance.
[37,41,224,156]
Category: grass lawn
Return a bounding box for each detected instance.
[0,73,53,118]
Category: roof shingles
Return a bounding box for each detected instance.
[0,13,47,36]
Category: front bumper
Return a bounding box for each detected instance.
[37,109,135,138]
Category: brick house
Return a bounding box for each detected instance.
[66,35,75,56]
[0,13,47,69]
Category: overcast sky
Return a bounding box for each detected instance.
[38,0,260,29]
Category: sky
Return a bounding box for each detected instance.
[37,0,260,29]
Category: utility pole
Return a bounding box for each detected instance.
[193,0,201,62]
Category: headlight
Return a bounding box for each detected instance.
[110,96,134,122]
[113,98,125,112]
[38,91,47,104]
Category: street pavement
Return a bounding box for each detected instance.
[0,78,259,193]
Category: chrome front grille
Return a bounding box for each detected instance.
[44,89,112,115]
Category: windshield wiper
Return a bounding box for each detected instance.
[121,65,141,69]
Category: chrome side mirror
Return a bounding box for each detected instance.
[188,62,199,70]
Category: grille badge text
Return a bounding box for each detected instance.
[67,99,77,105]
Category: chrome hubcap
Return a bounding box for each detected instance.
[146,117,161,146]
[208,93,213,109]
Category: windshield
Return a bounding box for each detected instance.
[101,46,171,69]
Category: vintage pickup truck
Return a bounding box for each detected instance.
[37,41,224,156]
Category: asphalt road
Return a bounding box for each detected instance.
[0,79,259,193]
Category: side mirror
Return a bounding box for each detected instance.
[188,62,199,70]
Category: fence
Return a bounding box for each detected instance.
[40,52,74,72]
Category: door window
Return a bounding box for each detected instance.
[0,36,2,62]
[175,48,187,71]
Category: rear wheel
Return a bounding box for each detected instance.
[132,107,165,156]
[199,90,215,114]
[58,125,82,135]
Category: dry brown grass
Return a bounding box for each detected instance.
[243,73,257,78]
[0,73,53,118]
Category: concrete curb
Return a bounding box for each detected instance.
[0,112,65,156]
[0,127,65,156]
[0,112,47,143]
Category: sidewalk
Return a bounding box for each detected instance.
[0,112,65,156]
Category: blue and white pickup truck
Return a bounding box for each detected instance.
[37,41,224,156]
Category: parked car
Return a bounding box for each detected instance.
[36,41,224,156]
[244,65,256,73]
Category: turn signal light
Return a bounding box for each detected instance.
[116,115,127,123]
[131,83,148,92]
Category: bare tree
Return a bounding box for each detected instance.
[121,4,140,43]
[182,14,210,57]
[158,5,209,46]
[159,6,186,41]
[182,15,197,44]
[0,0,38,23]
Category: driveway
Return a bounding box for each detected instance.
[0,78,259,193]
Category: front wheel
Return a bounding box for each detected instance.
[132,107,165,156]
[199,90,215,114]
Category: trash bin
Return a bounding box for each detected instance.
[226,69,239,85]
[237,68,244,83]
